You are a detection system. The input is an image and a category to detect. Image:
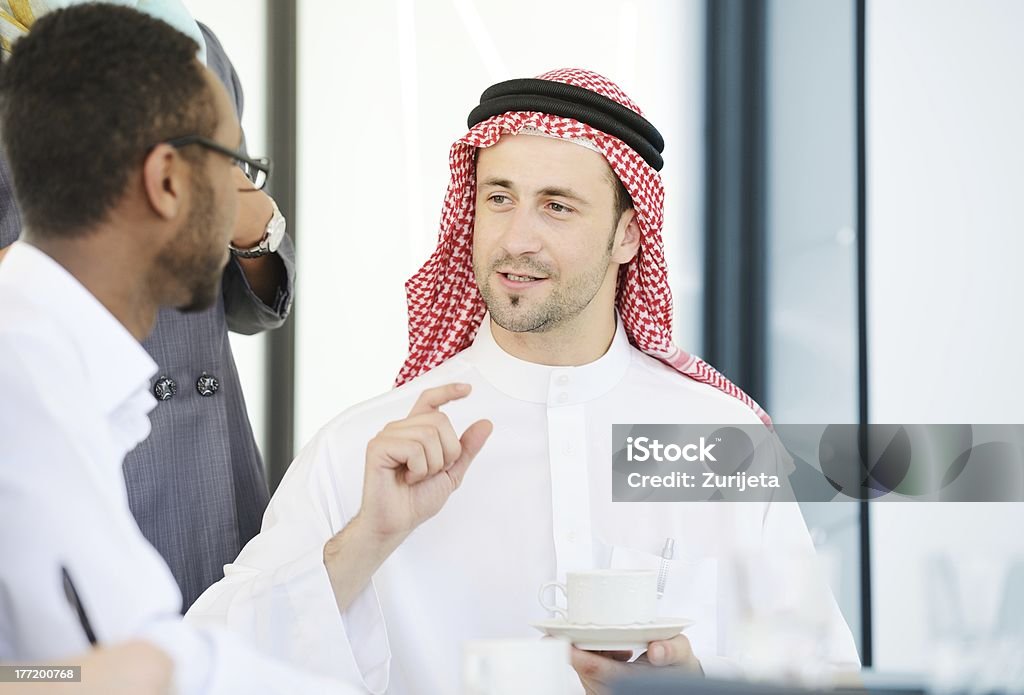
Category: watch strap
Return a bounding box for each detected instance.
[229,200,282,258]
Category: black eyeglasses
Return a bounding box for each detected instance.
[165,135,272,191]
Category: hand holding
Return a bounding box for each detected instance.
[569,634,702,695]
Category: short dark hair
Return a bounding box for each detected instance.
[0,4,218,238]
[610,172,634,221]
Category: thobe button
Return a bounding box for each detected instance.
[556,374,569,386]
[567,531,577,543]
[563,442,573,455]
[153,376,177,401]
[196,372,220,397]
[556,392,569,404]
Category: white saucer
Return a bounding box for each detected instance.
[530,617,695,651]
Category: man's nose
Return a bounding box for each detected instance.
[499,206,543,256]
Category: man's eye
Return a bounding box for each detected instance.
[489,194,510,205]
[548,202,573,214]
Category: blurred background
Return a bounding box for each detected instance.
[182,0,1024,676]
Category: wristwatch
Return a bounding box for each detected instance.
[229,199,286,259]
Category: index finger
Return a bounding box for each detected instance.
[408,383,472,417]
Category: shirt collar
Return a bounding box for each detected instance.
[460,314,632,405]
[1,242,158,417]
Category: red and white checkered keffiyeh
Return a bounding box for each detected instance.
[397,68,771,428]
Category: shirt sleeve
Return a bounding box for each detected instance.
[760,500,863,671]
[694,432,861,678]
[141,619,368,695]
[185,428,391,694]
[222,233,296,334]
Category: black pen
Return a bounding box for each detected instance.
[61,566,98,646]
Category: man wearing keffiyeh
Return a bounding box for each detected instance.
[189,69,859,695]
[399,68,771,428]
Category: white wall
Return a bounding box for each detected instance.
[867,0,1024,672]
[293,0,706,446]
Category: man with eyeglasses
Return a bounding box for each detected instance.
[0,0,292,612]
[0,4,492,692]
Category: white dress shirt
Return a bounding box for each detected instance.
[188,315,860,694]
[0,242,360,694]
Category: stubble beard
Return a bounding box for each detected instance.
[158,171,226,314]
[475,246,614,334]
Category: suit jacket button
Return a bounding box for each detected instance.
[196,372,220,397]
[153,376,177,401]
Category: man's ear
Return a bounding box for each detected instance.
[611,209,641,264]
[141,144,186,221]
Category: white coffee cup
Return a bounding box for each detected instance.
[462,639,571,695]
[538,569,657,625]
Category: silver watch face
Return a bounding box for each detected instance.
[266,212,287,253]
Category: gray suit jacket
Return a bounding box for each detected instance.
[0,24,291,610]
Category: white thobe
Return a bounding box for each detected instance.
[188,316,860,694]
[0,242,360,694]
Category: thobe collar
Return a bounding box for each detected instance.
[461,314,632,405]
[1,242,157,420]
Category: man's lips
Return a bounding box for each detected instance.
[496,271,549,289]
